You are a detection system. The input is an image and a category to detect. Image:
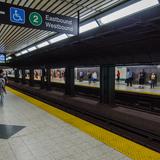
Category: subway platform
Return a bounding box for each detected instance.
[0,87,159,160]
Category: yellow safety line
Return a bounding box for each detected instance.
[6,86,160,160]
[75,83,99,88]
[116,89,160,96]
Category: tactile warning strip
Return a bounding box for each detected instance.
[116,89,160,96]
[7,87,160,160]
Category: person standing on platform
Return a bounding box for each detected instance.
[139,69,146,89]
[88,72,92,84]
[92,71,97,83]
[79,71,84,82]
[150,72,156,89]
[116,70,120,83]
[0,69,7,106]
[126,69,133,87]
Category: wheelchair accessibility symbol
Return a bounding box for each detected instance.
[10,7,25,24]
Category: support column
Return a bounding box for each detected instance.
[46,67,51,90]
[65,66,75,96]
[15,68,19,82]
[29,68,34,86]
[40,67,45,89]
[100,65,115,104]
[21,68,26,84]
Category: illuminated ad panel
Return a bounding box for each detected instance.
[34,69,42,81]
[4,68,15,78]
[19,70,22,78]
[50,68,65,84]
[25,70,30,80]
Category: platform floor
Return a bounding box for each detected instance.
[115,84,160,95]
[74,80,160,95]
[0,89,131,160]
[1,87,159,160]
[18,78,160,96]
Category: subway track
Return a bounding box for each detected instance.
[115,91,160,115]
[74,84,160,115]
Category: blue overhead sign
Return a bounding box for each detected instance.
[0,2,78,35]
[0,54,6,63]
[10,7,25,24]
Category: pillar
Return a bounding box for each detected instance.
[65,66,75,96]
[21,68,26,84]
[40,67,45,89]
[14,68,19,82]
[29,68,34,86]
[46,67,51,90]
[100,65,115,104]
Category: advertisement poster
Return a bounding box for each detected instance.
[50,68,65,83]
[19,70,22,78]
[34,69,42,80]
[4,68,15,77]
[25,69,30,79]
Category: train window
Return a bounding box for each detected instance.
[50,68,65,84]
[74,67,100,88]
[34,69,42,81]
[4,68,15,78]
[25,70,30,80]
[115,65,160,95]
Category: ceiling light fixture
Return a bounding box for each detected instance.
[49,34,68,44]
[15,53,22,57]
[28,46,37,52]
[6,56,12,60]
[21,50,28,55]
[80,21,99,33]
[37,41,49,48]
[100,0,159,24]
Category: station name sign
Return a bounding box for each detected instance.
[0,2,78,35]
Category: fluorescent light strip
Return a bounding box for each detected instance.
[100,0,159,24]
[15,53,22,57]
[21,50,28,55]
[6,56,12,60]
[28,46,37,52]
[67,34,74,37]
[37,41,49,48]
[80,21,99,33]
[49,34,68,44]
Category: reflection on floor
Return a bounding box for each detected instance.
[75,80,100,88]
[51,79,65,84]
[74,80,160,95]
[16,78,160,95]
[0,91,132,160]
[115,84,160,95]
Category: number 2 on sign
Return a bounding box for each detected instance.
[33,15,38,23]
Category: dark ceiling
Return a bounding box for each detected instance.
[9,3,160,68]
